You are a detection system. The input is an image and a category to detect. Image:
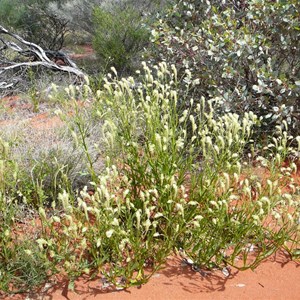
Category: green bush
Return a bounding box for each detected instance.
[0,0,25,30]
[0,0,68,50]
[150,0,300,137]
[47,0,168,45]
[92,4,150,73]
[0,124,88,208]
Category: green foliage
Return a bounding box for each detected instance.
[92,4,150,73]
[0,192,54,293]
[1,63,297,294]
[0,137,18,196]
[0,239,53,293]
[47,0,167,45]
[150,0,300,136]
[0,0,25,29]
[0,127,84,208]
[0,0,299,294]
[0,0,68,50]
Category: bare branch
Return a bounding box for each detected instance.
[0,25,86,91]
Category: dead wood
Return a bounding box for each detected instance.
[0,25,86,91]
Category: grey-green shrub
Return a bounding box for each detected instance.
[150,0,300,137]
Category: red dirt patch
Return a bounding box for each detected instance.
[5,251,299,300]
[29,112,63,130]
[68,45,95,60]
[0,95,64,130]
[0,95,31,112]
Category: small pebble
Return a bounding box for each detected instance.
[222,267,230,277]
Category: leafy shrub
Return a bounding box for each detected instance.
[47,0,167,43]
[0,0,25,30]
[48,0,100,41]
[0,0,68,50]
[92,4,150,73]
[150,0,300,136]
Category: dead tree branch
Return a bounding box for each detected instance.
[0,25,86,91]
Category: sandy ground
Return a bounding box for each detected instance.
[3,251,298,300]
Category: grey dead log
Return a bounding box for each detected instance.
[0,25,86,89]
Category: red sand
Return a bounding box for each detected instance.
[3,251,298,300]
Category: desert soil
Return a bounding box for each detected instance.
[3,251,299,300]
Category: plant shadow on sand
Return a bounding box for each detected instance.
[12,250,298,300]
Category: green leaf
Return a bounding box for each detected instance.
[292,249,300,258]
[68,280,75,291]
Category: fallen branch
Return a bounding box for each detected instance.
[0,25,86,90]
